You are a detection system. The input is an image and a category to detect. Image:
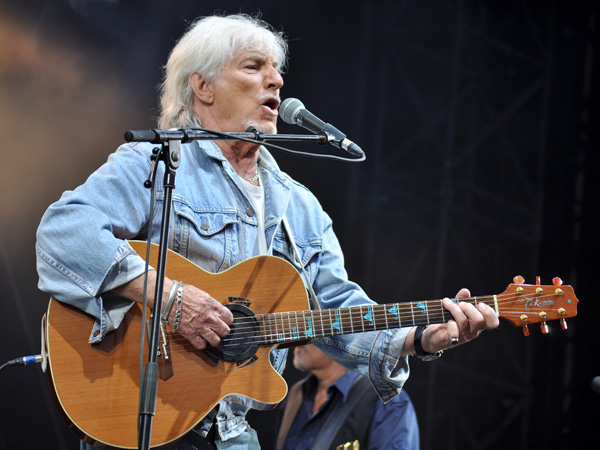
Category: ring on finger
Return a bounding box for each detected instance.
[447,335,459,345]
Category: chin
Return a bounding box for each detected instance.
[245,120,277,135]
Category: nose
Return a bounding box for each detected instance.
[266,65,284,90]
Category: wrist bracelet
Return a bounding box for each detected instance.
[172,282,184,332]
[161,280,179,322]
[414,325,443,361]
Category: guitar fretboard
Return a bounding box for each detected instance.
[256,296,496,346]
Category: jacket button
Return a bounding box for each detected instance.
[201,223,209,231]
[246,208,254,217]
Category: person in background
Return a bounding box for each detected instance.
[276,344,420,450]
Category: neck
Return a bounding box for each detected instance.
[214,135,261,183]
[312,360,348,391]
[311,365,347,415]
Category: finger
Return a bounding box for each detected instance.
[190,335,207,350]
[477,302,500,328]
[455,288,471,299]
[211,299,234,324]
[209,315,231,338]
[445,319,460,342]
[202,328,223,347]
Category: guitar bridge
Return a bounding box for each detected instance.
[146,316,173,380]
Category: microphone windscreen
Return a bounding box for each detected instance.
[279,98,305,125]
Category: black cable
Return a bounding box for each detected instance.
[0,355,43,373]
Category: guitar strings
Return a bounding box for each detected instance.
[156,291,570,351]
[189,292,565,347]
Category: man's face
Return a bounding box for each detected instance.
[204,49,283,134]
[293,344,331,372]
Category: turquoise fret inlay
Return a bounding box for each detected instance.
[416,301,427,314]
[292,326,298,339]
[389,305,399,320]
[333,310,341,334]
[306,317,314,338]
[364,306,374,326]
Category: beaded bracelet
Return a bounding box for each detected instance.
[172,282,184,332]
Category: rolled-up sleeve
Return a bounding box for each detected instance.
[36,143,154,342]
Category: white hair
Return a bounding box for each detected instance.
[158,14,288,129]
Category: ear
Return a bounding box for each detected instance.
[189,72,214,105]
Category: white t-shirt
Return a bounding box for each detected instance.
[240,172,268,255]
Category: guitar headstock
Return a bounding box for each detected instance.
[496,276,579,336]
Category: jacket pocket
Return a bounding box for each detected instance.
[172,202,240,273]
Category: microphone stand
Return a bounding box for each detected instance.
[137,136,180,450]
[130,128,323,450]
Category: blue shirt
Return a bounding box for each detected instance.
[284,370,420,450]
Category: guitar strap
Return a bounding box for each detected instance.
[281,215,321,311]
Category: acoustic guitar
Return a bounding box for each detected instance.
[44,241,579,448]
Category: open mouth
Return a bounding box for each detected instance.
[262,97,280,115]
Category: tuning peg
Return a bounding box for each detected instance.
[540,322,549,334]
[552,277,563,286]
[522,325,530,337]
[560,319,568,331]
[513,275,525,284]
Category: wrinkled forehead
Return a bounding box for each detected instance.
[230,38,284,71]
[230,47,282,69]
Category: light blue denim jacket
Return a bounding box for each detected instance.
[36,140,410,443]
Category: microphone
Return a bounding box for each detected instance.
[279,98,365,158]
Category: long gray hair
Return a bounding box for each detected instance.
[158,14,288,130]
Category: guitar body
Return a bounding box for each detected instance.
[45,242,310,449]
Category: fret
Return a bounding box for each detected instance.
[304,312,314,339]
[349,308,355,334]
[326,309,333,336]
[388,304,400,325]
[363,305,375,331]
[291,311,299,341]
[410,302,416,326]
[263,314,271,344]
[317,310,326,338]
[297,312,304,339]
[419,301,430,325]
[284,312,293,341]
[359,306,365,332]
[441,300,447,323]
[333,309,342,335]
[276,312,283,342]
[384,305,390,329]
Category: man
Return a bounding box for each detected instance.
[36,14,499,450]
[276,345,420,450]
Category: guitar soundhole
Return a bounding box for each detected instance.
[204,301,259,364]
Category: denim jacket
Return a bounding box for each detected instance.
[36,140,410,443]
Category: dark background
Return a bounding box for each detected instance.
[0,1,598,449]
